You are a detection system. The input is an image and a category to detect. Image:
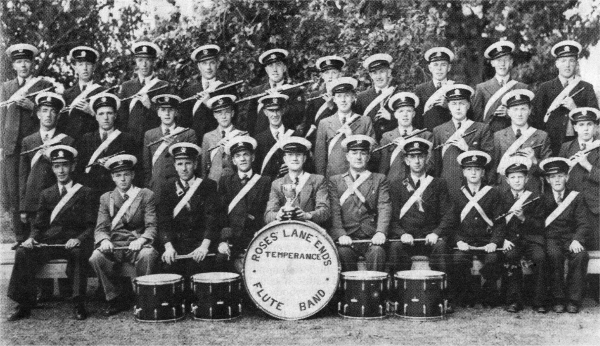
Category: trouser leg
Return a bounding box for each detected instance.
[133,247,159,277]
[388,242,411,273]
[524,242,547,306]
[566,249,589,304]
[364,245,385,272]
[546,239,565,302]
[89,249,121,301]
[7,248,44,306]
[448,251,472,304]
[503,247,522,304]
[336,245,358,272]
[429,239,448,273]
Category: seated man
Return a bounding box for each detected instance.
[539,157,590,313]
[388,138,453,275]
[89,154,159,316]
[499,156,546,313]
[265,136,330,226]
[328,135,391,272]
[7,145,95,321]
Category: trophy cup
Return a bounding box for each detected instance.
[281,183,297,220]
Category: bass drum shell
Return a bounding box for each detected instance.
[133,274,185,322]
[190,272,243,321]
[392,270,447,321]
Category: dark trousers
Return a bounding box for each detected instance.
[7,246,89,307]
[546,238,589,304]
[388,238,448,273]
[1,154,27,241]
[449,250,502,304]
[337,243,386,272]
[504,241,547,306]
[215,252,245,274]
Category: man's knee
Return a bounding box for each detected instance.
[503,248,520,262]
[138,247,159,262]
[367,245,386,259]
[89,249,107,266]
[389,242,406,257]
[14,247,29,261]
[570,250,589,264]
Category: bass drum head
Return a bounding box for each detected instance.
[192,272,240,283]
[395,270,445,279]
[135,273,183,285]
[243,220,340,320]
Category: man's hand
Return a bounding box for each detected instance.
[503,239,515,252]
[338,125,352,138]
[371,232,386,246]
[21,237,37,249]
[447,138,468,152]
[322,93,334,108]
[573,151,593,172]
[457,241,470,251]
[513,207,525,222]
[338,235,352,246]
[392,137,406,148]
[99,239,114,253]
[65,238,81,249]
[425,233,439,245]
[16,98,34,110]
[375,107,391,121]
[400,233,414,245]
[218,242,231,256]
[494,105,507,117]
[433,96,447,107]
[161,243,177,265]
[295,208,311,221]
[128,238,147,252]
[197,90,211,104]
[278,163,289,177]
[163,135,176,146]
[484,243,497,253]
[569,240,584,254]
[561,96,577,111]
[20,213,28,224]
[75,100,93,115]
[192,244,210,262]
[519,147,537,165]
[136,93,151,109]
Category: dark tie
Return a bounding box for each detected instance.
[141,79,145,87]
[241,175,249,186]
[43,133,50,142]
[18,79,24,88]
[556,194,563,204]
[222,130,226,139]
[582,143,586,151]
[275,131,280,140]
[294,177,299,186]
[81,84,87,92]
[60,186,66,198]
[499,80,504,87]
[183,181,189,191]
[165,128,170,136]
[514,193,519,201]
[403,130,408,136]
[415,179,420,189]
[377,90,382,95]
[564,80,569,88]
[101,131,108,142]
[516,129,522,139]
[456,122,461,129]
[355,174,360,181]
[436,82,441,90]
[123,194,129,201]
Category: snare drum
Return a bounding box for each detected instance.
[133,274,185,322]
[393,270,447,321]
[190,272,242,321]
[338,271,389,319]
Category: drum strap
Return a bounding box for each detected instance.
[111,187,141,230]
[31,133,68,168]
[460,186,493,227]
[228,174,261,214]
[261,129,294,174]
[173,178,202,217]
[505,190,532,223]
[483,80,518,121]
[441,120,473,157]
[85,130,121,173]
[496,127,536,174]
[339,171,371,206]
[8,76,42,102]
[545,191,578,227]
[50,183,82,223]
[399,175,433,219]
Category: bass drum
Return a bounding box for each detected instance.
[243,220,340,320]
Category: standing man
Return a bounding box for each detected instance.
[7,145,95,321]
[414,47,455,131]
[472,40,528,133]
[59,46,106,141]
[328,135,391,272]
[315,77,375,177]
[118,41,169,145]
[532,40,598,155]
[89,154,159,316]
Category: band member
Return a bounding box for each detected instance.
[499,156,547,313]
[58,46,106,141]
[200,94,244,185]
[328,135,391,272]
[432,85,494,201]
[414,47,455,131]
[539,157,590,313]
[559,107,600,250]
[355,53,397,141]
[315,77,375,177]
[89,154,159,316]
[143,94,197,204]
[265,137,330,226]
[449,151,505,307]
[388,138,453,276]
[532,40,598,155]
[159,143,220,276]
[7,145,95,321]
[1,44,53,243]
[19,92,74,239]
[492,89,551,193]
[77,93,139,201]
[217,136,271,273]
[472,40,528,133]
[118,41,169,144]
[242,48,306,136]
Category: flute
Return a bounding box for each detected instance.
[121,84,170,102]
[0,86,54,108]
[235,80,313,104]
[338,238,427,245]
[60,85,120,113]
[20,141,61,156]
[568,145,600,161]
[181,80,244,103]
[85,151,126,169]
[433,129,477,150]
[146,128,191,147]
[372,129,428,153]
[207,131,249,152]
[453,246,505,252]
[494,196,541,221]
[509,143,543,156]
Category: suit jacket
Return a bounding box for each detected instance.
[453,185,505,247]
[0,78,53,155]
[254,127,308,181]
[378,128,434,183]
[532,78,598,155]
[314,113,375,177]
[143,126,197,203]
[541,189,590,245]
[471,77,528,133]
[94,187,157,246]
[559,139,600,214]
[219,172,271,253]
[200,127,239,184]
[158,177,220,250]
[58,82,106,141]
[390,176,455,239]
[414,80,452,131]
[31,183,96,244]
[305,87,337,146]
[19,131,74,212]
[499,188,545,246]
[264,173,330,226]
[355,86,397,141]
[492,127,551,193]
[117,77,170,144]
[328,171,391,240]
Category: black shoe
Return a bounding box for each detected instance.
[102,299,129,317]
[506,302,522,313]
[566,302,579,314]
[74,303,88,320]
[553,303,565,313]
[535,305,547,314]
[7,306,31,321]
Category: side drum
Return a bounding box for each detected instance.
[190,272,243,321]
[393,270,447,321]
[133,274,185,322]
[338,271,389,319]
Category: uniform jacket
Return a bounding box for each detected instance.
[414,80,452,131]
[378,128,434,183]
[355,86,397,141]
[499,188,545,246]
[453,185,505,247]
[305,87,337,145]
[471,77,528,133]
[541,189,590,245]
[58,82,106,141]
[200,127,239,184]
[254,127,307,181]
[559,139,599,214]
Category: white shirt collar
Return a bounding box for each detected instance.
[398,126,414,135]
[495,74,510,85]
[467,183,481,194]
[17,76,32,85]
[270,80,285,89]
[512,124,529,135]
[218,125,234,134]
[432,78,448,86]
[58,180,74,191]
[578,138,593,147]
[40,128,56,140]
[410,173,426,185]
[553,190,564,202]
[138,73,155,85]
[511,188,524,199]
[161,124,177,135]
[181,176,196,187]
[100,128,115,136]
[338,111,353,124]
[79,80,92,90]
[558,75,575,86]
[271,125,285,140]
[118,186,136,199]
[452,119,465,130]
[202,77,217,89]
[288,170,305,182]
[238,170,253,180]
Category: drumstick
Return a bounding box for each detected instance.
[113,245,153,251]
[338,238,427,245]
[174,253,217,260]
[453,246,505,252]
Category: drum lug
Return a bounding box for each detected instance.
[172,284,175,294]
[228,306,232,317]
[172,307,176,317]
[239,303,243,315]
[439,303,444,314]
[337,301,341,312]
[379,305,383,315]
[344,304,348,314]
[209,307,213,318]
[423,304,426,315]
[134,306,141,317]
[361,282,365,291]
[191,304,198,314]
[154,309,158,320]
[361,305,365,317]
[154,286,157,296]
[209,284,212,294]
[229,283,232,293]
[403,303,407,315]
[423,281,426,291]
[191,281,195,292]
[404,280,406,290]
[394,302,398,313]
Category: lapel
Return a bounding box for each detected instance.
[8,79,19,95]
[329,113,343,133]
[426,81,437,96]
[483,78,501,96]
[503,127,516,144]
[242,173,260,208]
[53,184,84,221]
[298,175,312,209]
[358,173,375,202]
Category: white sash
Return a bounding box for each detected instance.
[362,86,394,118]
[314,101,331,124]
[129,78,161,112]
[110,187,141,230]
[261,129,294,174]
[496,127,537,174]
[460,186,494,227]
[31,133,68,168]
[543,78,581,123]
[7,77,42,102]
[192,80,223,115]
[228,174,261,214]
[570,140,600,167]
[389,129,418,165]
[505,190,532,223]
[151,127,185,166]
[441,119,474,157]
[304,124,317,139]
[545,191,579,227]
[339,171,371,205]
[399,175,433,219]
[424,81,454,112]
[210,129,243,162]
[173,178,202,217]
[328,113,361,156]
[293,172,311,200]
[483,80,518,121]
[69,83,102,115]
[85,130,121,173]
[50,184,83,223]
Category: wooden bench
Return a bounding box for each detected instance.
[587,251,600,274]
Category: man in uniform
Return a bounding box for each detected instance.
[539,157,590,313]
[265,137,330,226]
[7,145,95,321]
[472,41,528,133]
[532,40,598,155]
[328,135,391,272]
[414,47,455,131]
[89,154,159,316]
[315,77,375,177]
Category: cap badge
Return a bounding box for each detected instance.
[273,99,278,104]
[203,49,208,55]
[436,51,442,57]
[58,150,64,158]
[46,96,51,102]
[101,97,107,102]
[471,155,477,162]
[412,142,418,149]
[142,46,147,53]
[217,99,224,105]
[119,160,124,165]
[454,89,461,96]
[181,147,186,153]
[564,46,570,52]
[19,49,23,53]
[326,59,331,65]
[82,51,86,57]
[270,54,276,60]
[515,94,521,100]
[582,110,587,116]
